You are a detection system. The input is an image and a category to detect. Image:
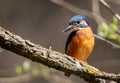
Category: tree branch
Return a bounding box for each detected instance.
[0,27,120,82]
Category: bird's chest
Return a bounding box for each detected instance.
[72,35,92,49]
[69,29,94,53]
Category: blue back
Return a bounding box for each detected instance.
[65,30,77,52]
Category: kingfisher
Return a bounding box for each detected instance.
[63,15,94,62]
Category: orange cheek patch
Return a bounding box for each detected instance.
[80,20,87,25]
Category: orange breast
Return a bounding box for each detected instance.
[66,27,94,62]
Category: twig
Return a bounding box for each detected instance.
[94,34,120,49]
[99,0,120,34]
[0,27,120,82]
[50,0,93,19]
[99,0,120,21]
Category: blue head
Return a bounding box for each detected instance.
[69,15,90,25]
[63,15,90,32]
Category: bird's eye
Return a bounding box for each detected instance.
[73,22,79,26]
[73,23,77,26]
[77,21,80,24]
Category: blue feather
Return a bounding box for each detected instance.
[65,30,77,53]
[69,15,90,25]
[77,24,88,28]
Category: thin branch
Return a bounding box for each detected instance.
[94,34,120,49]
[99,0,120,34]
[50,0,120,49]
[99,0,120,21]
[0,27,120,82]
[50,0,93,19]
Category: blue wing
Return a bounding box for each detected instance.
[65,31,77,53]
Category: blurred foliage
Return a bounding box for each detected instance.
[31,63,55,78]
[15,61,55,78]
[98,16,120,44]
[15,61,31,74]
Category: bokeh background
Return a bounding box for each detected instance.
[0,0,120,83]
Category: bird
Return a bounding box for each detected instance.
[63,15,94,62]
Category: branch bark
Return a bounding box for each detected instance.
[0,27,120,82]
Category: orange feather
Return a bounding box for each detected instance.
[66,27,94,62]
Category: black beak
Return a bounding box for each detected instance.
[63,25,75,32]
